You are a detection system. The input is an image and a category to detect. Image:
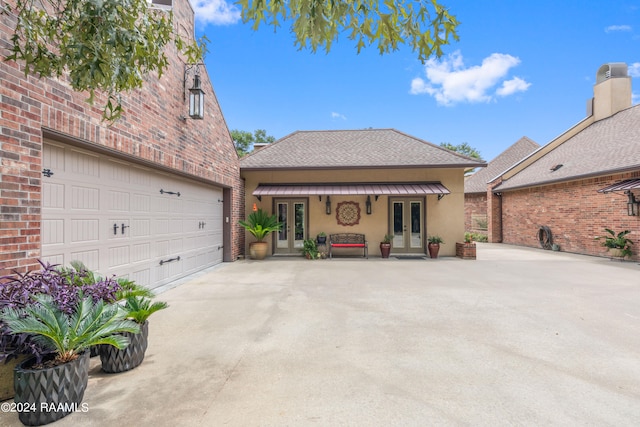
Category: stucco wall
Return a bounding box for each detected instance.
[500,172,640,260]
[241,168,466,257]
[0,0,243,274]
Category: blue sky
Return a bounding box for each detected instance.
[191,0,639,161]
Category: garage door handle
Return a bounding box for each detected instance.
[113,223,118,235]
[121,224,130,234]
[159,256,181,266]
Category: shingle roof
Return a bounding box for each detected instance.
[240,129,486,170]
[464,136,540,194]
[495,105,640,191]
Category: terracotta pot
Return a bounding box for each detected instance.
[380,243,391,258]
[428,243,440,259]
[0,354,27,401]
[249,242,269,260]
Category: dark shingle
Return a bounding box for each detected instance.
[240,129,486,170]
[465,137,540,194]
[496,105,640,191]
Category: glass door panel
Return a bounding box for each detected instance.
[293,202,305,249]
[410,201,422,248]
[392,201,404,247]
[277,203,289,249]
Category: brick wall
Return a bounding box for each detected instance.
[500,172,640,260]
[464,193,487,234]
[0,0,243,274]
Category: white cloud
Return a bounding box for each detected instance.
[605,25,632,33]
[191,0,241,25]
[497,77,532,96]
[633,93,640,105]
[410,51,530,105]
[629,62,640,77]
[331,112,347,120]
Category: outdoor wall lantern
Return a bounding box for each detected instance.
[183,64,205,120]
[326,196,331,215]
[626,191,639,216]
[365,195,372,215]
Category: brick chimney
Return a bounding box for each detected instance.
[587,63,632,121]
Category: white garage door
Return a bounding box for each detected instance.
[41,141,224,289]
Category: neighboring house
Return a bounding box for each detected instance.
[488,63,639,260]
[0,0,244,287]
[240,129,486,257]
[464,137,540,234]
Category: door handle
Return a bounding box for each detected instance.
[113,223,118,235]
[121,224,130,234]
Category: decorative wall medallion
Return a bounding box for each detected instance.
[336,201,361,226]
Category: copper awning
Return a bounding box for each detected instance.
[253,182,450,196]
[597,179,640,193]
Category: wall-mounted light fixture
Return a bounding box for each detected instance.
[626,190,639,216]
[183,64,205,120]
[325,196,331,215]
[365,195,372,215]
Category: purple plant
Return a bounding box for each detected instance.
[0,260,123,363]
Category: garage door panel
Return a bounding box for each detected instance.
[69,249,100,271]
[42,142,225,290]
[71,186,99,210]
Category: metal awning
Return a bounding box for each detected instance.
[253,182,450,197]
[597,179,640,193]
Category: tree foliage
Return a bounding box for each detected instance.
[239,0,459,62]
[3,0,205,121]
[440,142,482,160]
[2,0,458,121]
[231,129,276,156]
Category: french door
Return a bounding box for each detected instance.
[275,199,307,254]
[390,198,425,254]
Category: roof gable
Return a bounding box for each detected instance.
[240,129,486,170]
[495,105,640,191]
[465,137,540,194]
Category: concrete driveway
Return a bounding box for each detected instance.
[2,244,640,426]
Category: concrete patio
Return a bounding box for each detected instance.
[2,243,640,426]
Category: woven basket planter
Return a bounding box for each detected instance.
[14,351,89,426]
[99,321,148,373]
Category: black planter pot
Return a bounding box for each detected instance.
[99,321,148,373]
[14,351,90,426]
[316,236,327,244]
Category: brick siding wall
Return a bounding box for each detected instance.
[500,172,640,260]
[464,193,487,234]
[0,0,243,275]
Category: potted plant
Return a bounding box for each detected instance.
[99,294,167,373]
[316,232,327,245]
[595,228,634,259]
[427,235,444,259]
[301,238,319,259]
[0,293,139,425]
[380,234,393,258]
[0,261,123,399]
[456,233,476,259]
[239,209,283,260]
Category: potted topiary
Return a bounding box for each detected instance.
[595,228,634,259]
[239,209,283,260]
[0,293,139,425]
[380,234,393,258]
[99,294,167,373]
[427,235,444,259]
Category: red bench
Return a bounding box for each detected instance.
[329,233,368,259]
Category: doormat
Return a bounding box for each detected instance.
[394,256,427,260]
